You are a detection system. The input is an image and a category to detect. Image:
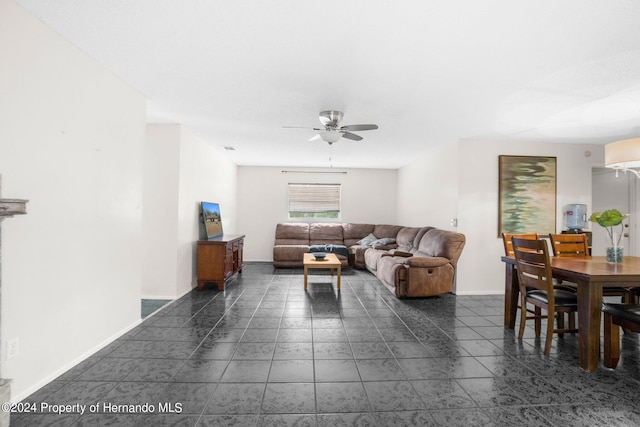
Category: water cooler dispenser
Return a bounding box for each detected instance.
[562,204,591,252]
[564,204,588,230]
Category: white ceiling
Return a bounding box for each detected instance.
[14,0,640,169]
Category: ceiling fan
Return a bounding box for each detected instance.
[284,110,378,144]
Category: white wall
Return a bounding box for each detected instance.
[397,140,459,230]
[454,140,601,294]
[0,0,145,399]
[142,125,181,297]
[176,126,237,295]
[237,167,398,262]
[142,124,238,298]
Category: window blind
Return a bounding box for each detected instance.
[288,183,341,216]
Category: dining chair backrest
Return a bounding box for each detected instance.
[548,233,589,257]
[511,237,554,295]
[502,233,539,257]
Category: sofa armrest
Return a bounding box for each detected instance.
[407,256,450,268]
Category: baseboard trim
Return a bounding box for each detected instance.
[140,294,176,300]
[454,290,504,296]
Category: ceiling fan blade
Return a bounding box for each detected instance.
[341,124,378,132]
[342,132,363,141]
[309,134,322,143]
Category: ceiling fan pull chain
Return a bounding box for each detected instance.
[329,144,333,167]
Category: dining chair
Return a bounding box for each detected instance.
[548,233,589,257]
[602,303,640,368]
[504,233,577,328]
[549,233,636,304]
[502,233,577,320]
[502,233,538,257]
[505,233,576,295]
[502,233,541,321]
[512,237,578,355]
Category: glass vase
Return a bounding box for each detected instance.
[606,246,623,263]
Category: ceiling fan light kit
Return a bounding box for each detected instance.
[286,110,378,145]
[317,131,342,144]
[605,137,640,178]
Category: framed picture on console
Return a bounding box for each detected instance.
[498,155,556,237]
[201,201,223,239]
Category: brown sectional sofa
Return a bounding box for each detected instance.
[273,223,466,298]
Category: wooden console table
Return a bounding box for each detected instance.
[197,234,244,291]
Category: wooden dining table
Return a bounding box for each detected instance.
[502,255,640,372]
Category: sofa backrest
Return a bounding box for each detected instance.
[342,223,375,247]
[310,223,344,246]
[396,226,433,252]
[416,228,466,267]
[275,223,310,246]
[373,224,404,239]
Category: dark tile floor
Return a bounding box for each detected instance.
[11,262,640,426]
[142,299,173,319]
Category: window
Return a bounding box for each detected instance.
[288,183,341,219]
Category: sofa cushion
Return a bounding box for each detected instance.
[343,223,375,247]
[310,223,344,245]
[349,245,370,269]
[395,227,431,253]
[273,245,310,263]
[415,227,434,247]
[275,223,310,245]
[364,247,388,271]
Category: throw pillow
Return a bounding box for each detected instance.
[357,233,377,246]
[371,237,396,246]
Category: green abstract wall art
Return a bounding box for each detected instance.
[498,155,556,237]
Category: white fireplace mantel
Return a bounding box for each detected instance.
[0,199,28,220]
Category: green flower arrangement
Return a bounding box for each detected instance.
[589,209,628,262]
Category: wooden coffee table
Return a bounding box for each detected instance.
[303,253,341,291]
